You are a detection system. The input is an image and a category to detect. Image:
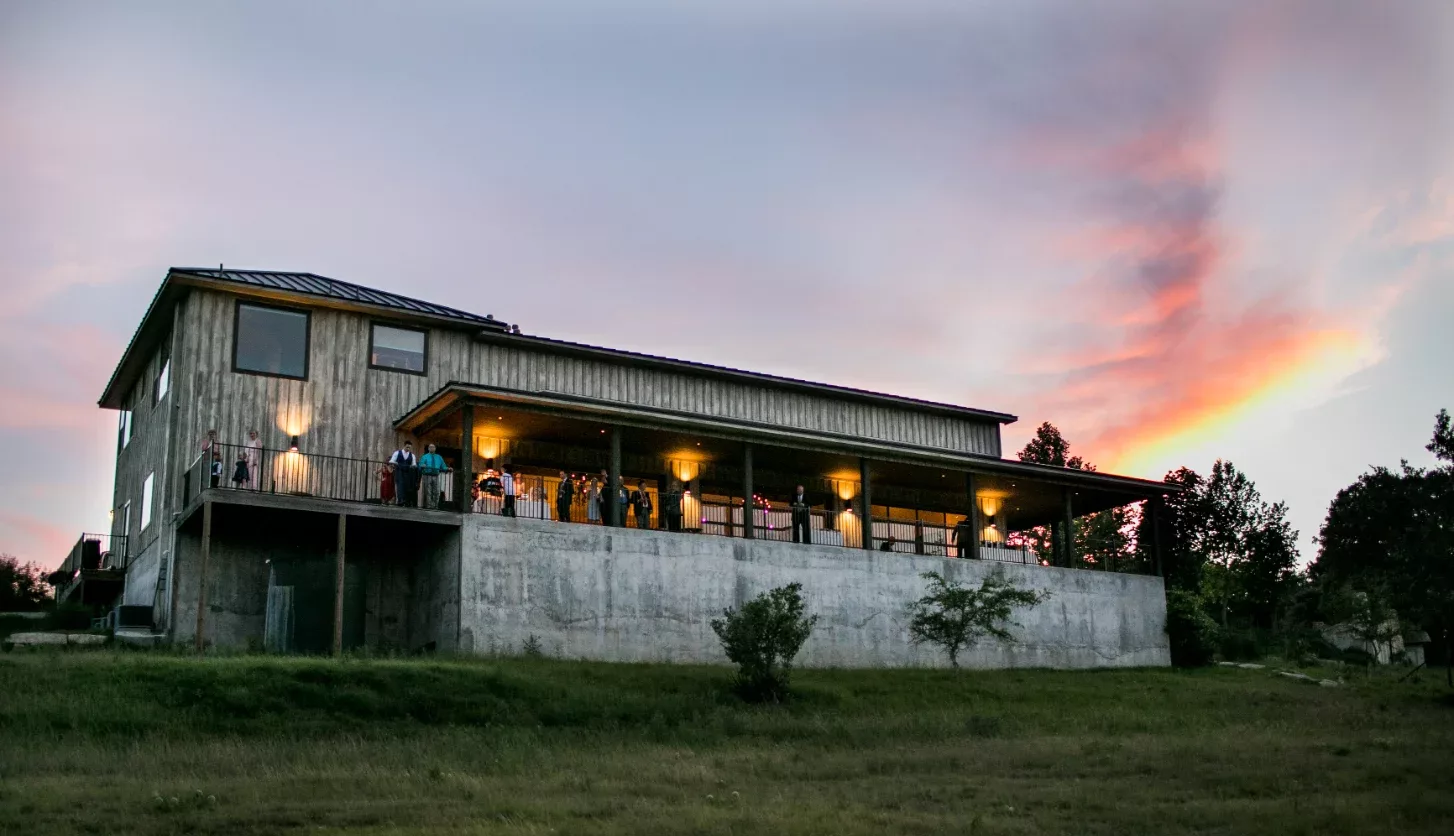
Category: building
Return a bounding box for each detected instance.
[59,267,1175,667]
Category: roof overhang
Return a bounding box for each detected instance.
[395,382,1178,502]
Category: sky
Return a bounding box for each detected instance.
[2,0,1451,570]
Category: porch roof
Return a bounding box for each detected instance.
[394,382,1180,520]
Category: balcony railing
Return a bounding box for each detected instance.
[59,533,130,575]
[183,443,455,510]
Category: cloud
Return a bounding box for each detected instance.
[0,510,74,570]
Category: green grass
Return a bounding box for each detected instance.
[1,652,1451,835]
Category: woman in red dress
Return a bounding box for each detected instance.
[379,462,396,504]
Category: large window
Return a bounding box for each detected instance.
[140,473,154,530]
[234,302,310,379]
[118,409,132,451]
[155,357,170,404]
[370,323,427,374]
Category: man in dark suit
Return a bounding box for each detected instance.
[555,471,575,522]
[790,484,812,544]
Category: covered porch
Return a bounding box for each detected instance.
[399,384,1172,572]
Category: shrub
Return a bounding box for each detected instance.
[1165,590,1220,668]
[907,570,1049,668]
[710,583,818,702]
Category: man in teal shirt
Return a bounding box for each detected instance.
[418,443,447,510]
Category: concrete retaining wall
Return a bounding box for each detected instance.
[459,516,1170,669]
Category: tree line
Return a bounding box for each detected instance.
[1016,410,1454,678]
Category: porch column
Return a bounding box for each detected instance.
[859,457,873,550]
[1150,495,1164,577]
[742,443,755,539]
[1062,488,1075,567]
[332,513,346,656]
[609,426,623,527]
[457,403,474,512]
[965,472,981,560]
[193,500,212,653]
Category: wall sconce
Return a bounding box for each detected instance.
[289,435,300,452]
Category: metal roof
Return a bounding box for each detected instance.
[172,268,508,329]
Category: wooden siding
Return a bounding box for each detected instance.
[164,288,1002,484]
[109,335,171,560]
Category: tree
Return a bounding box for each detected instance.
[1017,422,1095,471]
[907,570,1050,667]
[1135,467,1207,592]
[1,554,53,611]
[711,583,819,702]
[1314,409,1454,684]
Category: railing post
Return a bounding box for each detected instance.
[608,426,622,527]
[1062,487,1075,568]
[965,472,981,561]
[457,404,474,512]
[742,443,754,540]
[859,457,873,550]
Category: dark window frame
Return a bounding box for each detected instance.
[232,300,312,381]
[368,321,429,376]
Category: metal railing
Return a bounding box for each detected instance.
[59,533,130,575]
[183,442,456,510]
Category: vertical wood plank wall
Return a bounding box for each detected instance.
[164,288,1003,484]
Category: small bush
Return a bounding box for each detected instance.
[907,570,1049,668]
[1165,590,1220,668]
[521,634,544,659]
[711,583,818,702]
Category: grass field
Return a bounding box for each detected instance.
[1,652,1451,835]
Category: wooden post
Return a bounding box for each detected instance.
[333,513,346,656]
[1062,488,1075,568]
[859,457,873,550]
[608,426,622,527]
[193,500,212,653]
[742,443,755,539]
[965,472,981,561]
[1150,496,1164,577]
[457,403,474,511]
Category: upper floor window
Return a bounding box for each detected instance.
[140,473,154,530]
[370,323,427,374]
[155,357,170,404]
[234,302,310,379]
[118,409,132,451]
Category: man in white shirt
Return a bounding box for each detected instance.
[501,466,516,517]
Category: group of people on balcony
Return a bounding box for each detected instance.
[381,440,449,509]
[201,428,264,491]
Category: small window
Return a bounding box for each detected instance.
[234,302,310,379]
[140,473,154,530]
[121,501,131,539]
[155,358,170,404]
[370,324,427,374]
[118,410,132,451]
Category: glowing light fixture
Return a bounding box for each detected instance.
[289,435,300,452]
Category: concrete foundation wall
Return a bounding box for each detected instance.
[460,516,1170,669]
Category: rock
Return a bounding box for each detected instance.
[1278,671,1319,683]
[1217,662,1238,667]
[1236,663,1266,670]
[5,632,107,647]
[1318,679,1340,687]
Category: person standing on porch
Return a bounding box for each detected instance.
[201,428,217,455]
[231,451,249,489]
[418,443,447,510]
[501,465,516,518]
[244,428,263,490]
[790,485,812,544]
[379,462,396,505]
[663,480,684,532]
[586,476,602,523]
[631,480,653,529]
[952,516,976,559]
[389,441,418,507]
[555,471,575,522]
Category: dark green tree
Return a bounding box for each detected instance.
[907,571,1049,667]
[711,583,819,702]
[1135,467,1207,592]
[1,554,53,611]
[1314,409,1454,683]
[1017,421,1094,471]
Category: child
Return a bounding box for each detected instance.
[231,451,249,489]
[379,462,396,505]
[210,452,224,489]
